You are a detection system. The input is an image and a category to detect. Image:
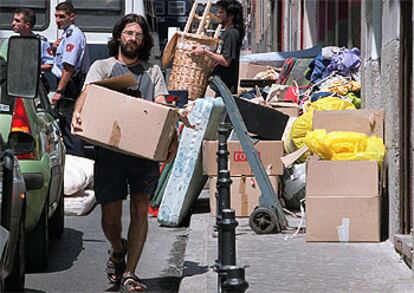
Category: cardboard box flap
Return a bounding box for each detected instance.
[306,160,379,196]
[312,109,384,139]
[93,74,137,91]
[239,63,271,80]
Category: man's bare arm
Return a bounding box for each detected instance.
[52,63,75,103]
[41,64,52,72]
[192,45,231,67]
[71,85,89,132]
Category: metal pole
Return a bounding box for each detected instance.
[221,266,249,293]
[217,122,232,218]
[219,210,248,293]
[215,122,232,291]
[215,121,248,292]
[220,209,237,266]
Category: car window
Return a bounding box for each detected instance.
[69,0,124,32]
[0,0,49,31]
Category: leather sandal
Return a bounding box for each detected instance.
[120,272,147,292]
[105,238,127,284]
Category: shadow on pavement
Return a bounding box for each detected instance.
[41,228,84,273]
[25,228,84,274]
[24,289,46,293]
[182,260,209,277]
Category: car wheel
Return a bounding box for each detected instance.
[26,200,49,272]
[4,215,26,292]
[49,187,64,239]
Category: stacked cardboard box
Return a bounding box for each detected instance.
[203,140,284,217]
[305,109,385,242]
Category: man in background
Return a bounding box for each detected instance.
[51,1,90,157]
[12,8,54,72]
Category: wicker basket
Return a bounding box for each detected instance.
[167,33,219,100]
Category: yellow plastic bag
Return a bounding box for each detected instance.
[304,129,386,162]
[290,97,355,151]
[332,136,386,162]
[304,97,356,112]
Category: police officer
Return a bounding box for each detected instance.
[51,1,90,157]
[12,8,54,72]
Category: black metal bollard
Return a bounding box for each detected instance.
[216,123,232,219]
[220,209,238,266]
[215,121,248,292]
[215,122,232,290]
[219,210,248,293]
[221,266,249,293]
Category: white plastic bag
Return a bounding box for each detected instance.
[283,163,306,209]
[64,155,94,196]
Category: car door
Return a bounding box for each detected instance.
[33,83,65,212]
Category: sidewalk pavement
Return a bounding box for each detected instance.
[179,205,414,292]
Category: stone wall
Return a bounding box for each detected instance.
[361,0,402,239]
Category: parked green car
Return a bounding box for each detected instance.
[0,36,65,272]
[0,134,27,292]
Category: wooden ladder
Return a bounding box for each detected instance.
[184,0,222,38]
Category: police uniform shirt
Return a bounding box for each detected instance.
[52,24,90,78]
[83,57,169,101]
[33,33,54,66]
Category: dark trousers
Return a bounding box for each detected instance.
[58,73,86,157]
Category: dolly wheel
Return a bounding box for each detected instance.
[249,207,278,234]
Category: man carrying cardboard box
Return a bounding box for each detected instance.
[71,14,177,292]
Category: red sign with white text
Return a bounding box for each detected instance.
[234,151,260,162]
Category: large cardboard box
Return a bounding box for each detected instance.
[306,108,385,242]
[73,84,178,161]
[203,140,284,176]
[306,160,381,242]
[209,176,279,217]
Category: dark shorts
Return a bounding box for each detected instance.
[94,147,160,205]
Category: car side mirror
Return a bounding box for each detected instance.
[8,131,35,155]
[6,36,40,99]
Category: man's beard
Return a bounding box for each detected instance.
[120,40,140,59]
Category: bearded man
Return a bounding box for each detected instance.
[71,14,175,292]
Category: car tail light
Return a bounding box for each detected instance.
[11,98,36,159]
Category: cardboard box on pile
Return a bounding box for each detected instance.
[312,109,384,138]
[239,63,270,80]
[306,108,385,242]
[203,140,284,176]
[73,77,178,161]
[272,107,299,117]
[306,160,381,242]
[270,102,300,117]
[209,176,279,217]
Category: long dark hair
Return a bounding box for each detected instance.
[108,14,153,61]
[216,0,245,45]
